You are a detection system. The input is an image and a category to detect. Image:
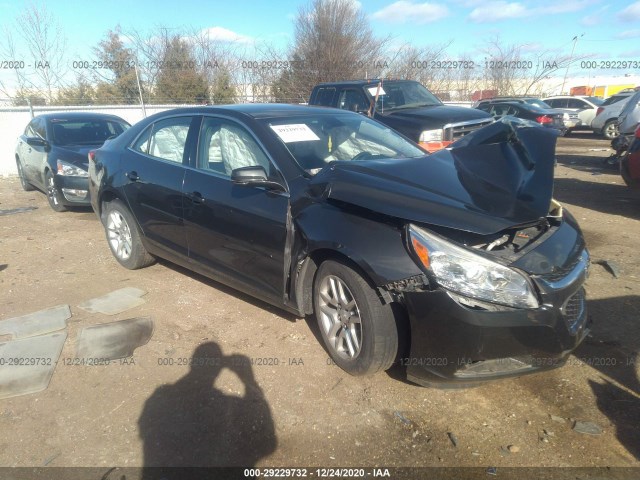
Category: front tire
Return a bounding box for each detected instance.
[45,171,67,212]
[104,199,155,270]
[314,260,398,376]
[16,158,34,191]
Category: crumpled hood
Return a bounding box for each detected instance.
[309,118,557,235]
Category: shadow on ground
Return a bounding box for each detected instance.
[138,341,277,476]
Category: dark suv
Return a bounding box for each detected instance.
[309,80,493,152]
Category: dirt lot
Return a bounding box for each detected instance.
[0,132,639,478]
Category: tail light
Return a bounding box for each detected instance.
[536,115,553,125]
[635,125,640,138]
[595,107,604,116]
[88,150,96,162]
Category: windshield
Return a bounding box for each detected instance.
[263,113,425,175]
[50,118,130,146]
[368,81,442,111]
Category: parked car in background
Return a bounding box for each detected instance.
[617,89,640,138]
[591,91,635,139]
[89,104,589,387]
[543,96,604,132]
[475,101,566,135]
[308,79,493,153]
[474,97,578,133]
[620,125,640,188]
[15,112,130,211]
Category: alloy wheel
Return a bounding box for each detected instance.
[107,210,133,261]
[47,174,59,206]
[317,275,363,359]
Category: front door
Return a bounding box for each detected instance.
[182,116,289,302]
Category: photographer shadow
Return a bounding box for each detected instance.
[138,342,277,478]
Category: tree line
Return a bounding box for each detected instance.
[0,0,575,107]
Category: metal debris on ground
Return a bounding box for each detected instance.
[0,332,67,399]
[0,305,71,339]
[447,431,458,447]
[75,317,154,361]
[595,259,621,279]
[77,287,147,315]
[393,411,412,425]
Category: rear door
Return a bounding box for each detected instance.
[182,115,289,302]
[121,115,199,259]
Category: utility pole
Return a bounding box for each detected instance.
[134,62,146,118]
[561,34,583,95]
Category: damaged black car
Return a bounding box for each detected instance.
[88,104,590,387]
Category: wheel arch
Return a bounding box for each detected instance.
[98,189,122,223]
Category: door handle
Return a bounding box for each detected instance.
[126,171,139,182]
[187,191,205,204]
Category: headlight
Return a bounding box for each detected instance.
[419,129,443,142]
[408,224,539,309]
[57,160,88,177]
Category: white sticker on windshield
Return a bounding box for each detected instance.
[367,86,386,96]
[271,124,320,143]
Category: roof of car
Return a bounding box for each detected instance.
[314,79,415,87]
[145,103,354,120]
[35,112,128,121]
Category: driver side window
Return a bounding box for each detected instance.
[197,117,272,177]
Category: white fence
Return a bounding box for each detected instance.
[0,105,187,176]
[0,102,473,176]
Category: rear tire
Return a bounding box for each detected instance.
[104,199,155,270]
[313,260,398,376]
[602,120,618,140]
[45,170,67,212]
[16,158,34,191]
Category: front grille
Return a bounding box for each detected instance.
[562,288,586,334]
[443,119,494,141]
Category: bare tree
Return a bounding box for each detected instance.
[13,3,67,103]
[273,0,390,102]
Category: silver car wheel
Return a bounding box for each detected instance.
[603,121,618,140]
[317,275,362,359]
[107,210,133,261]
[47,174,59,205]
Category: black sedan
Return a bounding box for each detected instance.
[476,101,567,135]
[15,112,130,211]
[89,104,590,387]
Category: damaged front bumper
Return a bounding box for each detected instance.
[401,244,590,388]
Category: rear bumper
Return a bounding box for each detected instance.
[403,250,590,388]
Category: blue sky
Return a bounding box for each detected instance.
[1,0,640,89]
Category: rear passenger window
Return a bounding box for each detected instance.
[132,116,193,163]
[568,99,587,109]
[338,89,369,112]
[314,87,336,106]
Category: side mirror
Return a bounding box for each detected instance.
[26,137,50,151]
[231,166,285,192]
